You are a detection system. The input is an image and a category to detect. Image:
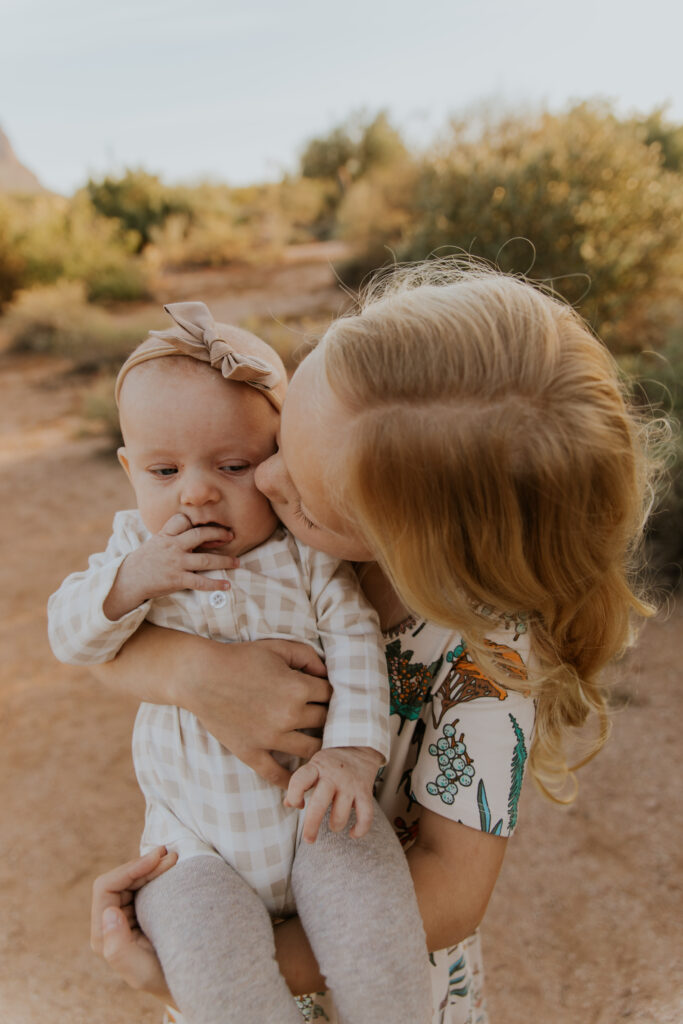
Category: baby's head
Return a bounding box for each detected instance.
[116,302,286,557]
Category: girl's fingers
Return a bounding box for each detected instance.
[144,848,179,884]
[276,730,323,762]
[101,906,171,999]
[296,703,328,731]
[91,847,176,951]
[243,749,295,790]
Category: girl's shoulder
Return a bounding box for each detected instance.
[383,610,531,673]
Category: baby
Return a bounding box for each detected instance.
[48,302,431,1024]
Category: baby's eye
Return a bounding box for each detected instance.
[220,462,250,474]
[150,467,177,477]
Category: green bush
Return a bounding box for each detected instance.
[4,191,150,304]
[301,111,408,187]
[0,199,26,311]
[339,103,683,352]
[620,327,683,588]
[85,260,150,304]
[82,373,122,448]
[87,170,192,252]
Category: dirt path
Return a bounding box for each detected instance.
[0,267,681,1022]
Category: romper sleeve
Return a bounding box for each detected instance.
[47,510,153,665]
[304,547,391,762]
[409,628,536,837]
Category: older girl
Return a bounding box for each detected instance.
[90,263,657,1023]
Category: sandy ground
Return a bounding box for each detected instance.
[0,255,681,1023]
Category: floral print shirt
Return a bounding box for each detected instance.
[299,614,536,1024]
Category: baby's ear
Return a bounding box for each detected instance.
[117,447,132,480]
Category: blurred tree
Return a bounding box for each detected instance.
[87,169,192,251]
[300,111,408,193]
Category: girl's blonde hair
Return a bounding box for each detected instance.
[320,261,660,799]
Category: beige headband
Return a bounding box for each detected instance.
[115,301,285,411]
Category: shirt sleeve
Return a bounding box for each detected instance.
[47,510,152,665]
[304,548,391,762]
[410,631,536,837]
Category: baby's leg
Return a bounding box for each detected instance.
[135,855,302,1024]
[291,802,433,1023]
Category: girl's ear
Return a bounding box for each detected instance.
[117,447,132,481]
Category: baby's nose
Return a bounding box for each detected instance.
[181,472,220,506]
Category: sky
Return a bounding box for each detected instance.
[1,0,681,195]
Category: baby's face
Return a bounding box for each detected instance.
[118,363,279,557]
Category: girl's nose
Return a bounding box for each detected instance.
[254,451,292,504]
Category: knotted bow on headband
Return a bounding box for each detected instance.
[114,301,285,411]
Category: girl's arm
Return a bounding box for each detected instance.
[90,624,331,789]
[405,808,507,951]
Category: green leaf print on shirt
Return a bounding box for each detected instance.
[507,712,528,831]
[425,719,475,805]
[385,638,443,733]
[476,779,504,835]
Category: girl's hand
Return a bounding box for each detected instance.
[103,513,240,621]
[91,628,332,788]
[191,637,332,790]
[284,746,383,843]
[91,847,177,1002]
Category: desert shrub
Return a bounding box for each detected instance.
[340,103,683,351]
[82,373,122,448]
[240,311,335,371]
[0,198,26,311]
[1,281,156,367]
[84,260,151,304]
[7,191,150,304]
[272,176,339,242]
[87,170,192,252]
[335,157,424,274]
[619,326,683,588]
[147,179,331,268]
[636,107,683,172]
[147,185,270,268]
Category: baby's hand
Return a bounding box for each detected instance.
[103,513,239,620]
[284,746,383,843]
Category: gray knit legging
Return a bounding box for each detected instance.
[136,802,433,1024]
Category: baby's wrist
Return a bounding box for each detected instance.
[103,551,155,620]
[341,745,384,767]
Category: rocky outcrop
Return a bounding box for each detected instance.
[0,126,46,193]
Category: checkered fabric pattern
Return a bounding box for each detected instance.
[48,511,390,914]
